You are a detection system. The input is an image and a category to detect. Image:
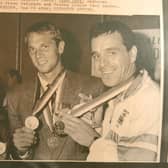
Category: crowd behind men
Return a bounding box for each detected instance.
[0,20,161,161]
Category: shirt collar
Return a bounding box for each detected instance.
[108,69,145,106]
[38,71,66,91]
[38,73,50,91]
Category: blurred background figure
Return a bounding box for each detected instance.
[7,69,22,91]
[0,69,22,159]
[2,68,22,107]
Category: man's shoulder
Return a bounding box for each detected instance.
[7,79,36,100]
[61,71,104,105]
[130,72,161,113]
[66,71,103,86]
[67,71,101,82]
[65,71,104,93]
[140,72,160,97]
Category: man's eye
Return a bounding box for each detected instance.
[110,51,117,55]
[92,53,100,60]
[104,51,117,57]
[41,45,49,50]
[28,48,35,54]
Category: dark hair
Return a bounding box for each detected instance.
[90,20,136,51]
[8,69,22,83]
[25,21,80,72]
[90,20,156,75]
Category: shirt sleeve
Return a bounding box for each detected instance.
[116,86,161,161]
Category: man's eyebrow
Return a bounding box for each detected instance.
[91,47,120,55]
[104,47,120,51]
[28,45,33,49]
[91,51,97,55]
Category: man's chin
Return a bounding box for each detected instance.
[37,68,50,74]
[102,78,118,87]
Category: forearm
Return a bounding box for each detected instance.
[118,146,157,161]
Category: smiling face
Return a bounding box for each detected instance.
[91,31,137,87]
[27,32,64,78]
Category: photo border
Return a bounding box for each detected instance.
[0,0,166,167]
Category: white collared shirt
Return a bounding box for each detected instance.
[87,70,161,161]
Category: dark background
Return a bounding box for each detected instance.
[0,14,160,82]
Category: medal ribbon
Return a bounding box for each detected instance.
[32,68,65,116]
[25,69,66,131]
[42,71,66,132]
[104,70,144,139]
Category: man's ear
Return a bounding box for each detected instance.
[58,40,65,55]
[129,45,137,63]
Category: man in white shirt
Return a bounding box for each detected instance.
[86,20,161,161]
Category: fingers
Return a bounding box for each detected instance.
[61,113,99,147]
[62,113,80,134]
[62,113,91,134]
[15,127,35,137]
[62,113,82,128]
[13,127,36,152]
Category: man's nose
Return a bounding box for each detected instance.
[35,49,44,58]
[99,56,105,68]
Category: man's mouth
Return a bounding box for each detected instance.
[38,59,47,65]
[101,67,117,75]
[102,71,113,74]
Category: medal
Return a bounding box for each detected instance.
[47,134,59,148]
[0,142,6,155]
[25,116,39,130]
[53,113,66,136]
[54,120,66,136]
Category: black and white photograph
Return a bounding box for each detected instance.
[0,0,167,167]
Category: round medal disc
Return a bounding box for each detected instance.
[54,120,66,136]
[25,116,39,130]
[0,142,6,155]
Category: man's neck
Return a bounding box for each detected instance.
[38,64,64,84]
[124,64,137,83]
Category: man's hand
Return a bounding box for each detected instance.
[13,127,36,153]
[61,113,99,147]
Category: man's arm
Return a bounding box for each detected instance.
[117,132,158,161]
[6,92,35,160]
[118,143,157,161]
[62,112,100,147]
[6,92,22,132]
